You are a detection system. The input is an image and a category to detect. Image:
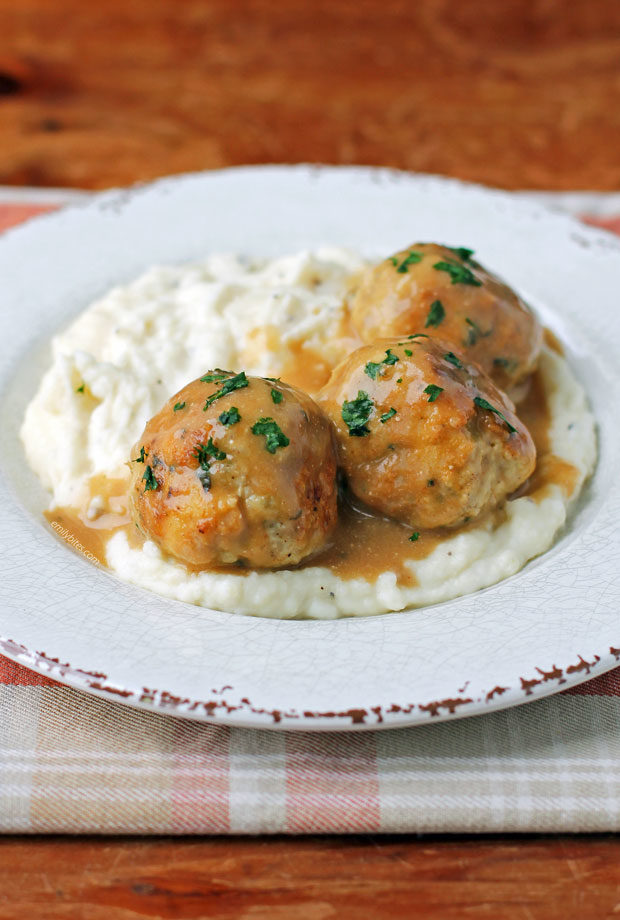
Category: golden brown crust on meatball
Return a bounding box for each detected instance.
[318,337,536,530]
[129,371,338,568]
[350,243,543,397]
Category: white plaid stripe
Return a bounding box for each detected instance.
[229,730,288,833]
[0,686,42,831]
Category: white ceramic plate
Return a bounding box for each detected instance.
[1,166,619,730]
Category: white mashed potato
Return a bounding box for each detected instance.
[21,249,597,619]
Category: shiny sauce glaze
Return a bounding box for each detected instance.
[45,329,578,584]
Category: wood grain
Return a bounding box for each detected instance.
[1,0,620,190]
[0,835,620,919]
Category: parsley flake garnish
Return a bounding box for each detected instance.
[396,377,403,384]
[364,349,399,380]
[194,438,227,469]
[134,447,148,464]
[271,388,283,404]
[251,417,290,454]
[392,250,423,273]
[204,371,249,410]
[433,260,482,286]
[218,406,241,426]
[409,532,420,542]
[408,333,429,339]
[173,402,186,411]
[76,383,85,393]
[404,348,413,356]
[384,348,399,365]
[341,391,374,437]
[444,351,463,369]
[425,299,445,328]
[142,465,158,492]
[449,246,475,262]
[473,396,517,433]
[380,407,397,423]
[465,316,492,346]
[200,371,232,383]
[364,361,383,380]
[192,437,226,490]
[423,384,443,403]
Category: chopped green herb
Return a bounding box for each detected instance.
[425,299,445,328]
[251,417,290,454]
[207,437,227,461]
[191,437,225,489]
[427,479,435,487]
[433,260,482,286]
[493,357,514,370]
[449,246,475,262]
[365,349,399,380]
[364,361,384,381]
[384,349,399,365]
[341,391,374,437]
[133,446,148,464]
[204,371,249,409]
[142,465,158,491]
[194,437,227,469]
[473,396,517,433]
[194,449,210,472]
[396,377,403,384]
[265,376,281,383]
[200,371,232,383]
[392,250,423,273]
[408,333,429,339]
[173,402,186,412]
[444,351,463,369]
[76,383,85,393]
[380,407,397,423]
[465,316,492,346]
[218,406,241,426]
[271,388,283,404]
[409,532,420,542]
[404,348,413,356]
[423,384,444,403]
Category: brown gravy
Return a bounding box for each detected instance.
[305,504,438,587]
[46,331,579,585]
[516,366,579,500]
[280,342,334,393]
[543,327,565,356]
[45,475,136,567]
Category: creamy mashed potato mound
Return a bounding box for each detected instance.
[21,248,597,619]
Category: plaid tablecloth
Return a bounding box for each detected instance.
[2,189,620,835]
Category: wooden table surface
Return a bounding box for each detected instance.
[0,835,620,919]
[2,0,620,916]
[2,0,620,191]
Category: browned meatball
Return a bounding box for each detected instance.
[129,370,338,568]
[318,337,535,530]
[351,243,542,396]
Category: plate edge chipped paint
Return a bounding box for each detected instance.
[0,165,619,730]
[0,635,616,730]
